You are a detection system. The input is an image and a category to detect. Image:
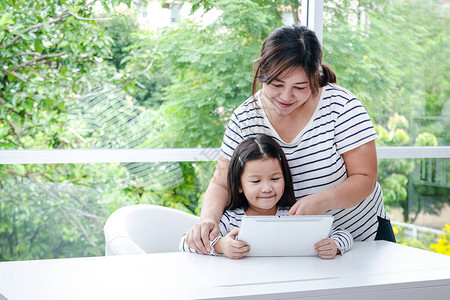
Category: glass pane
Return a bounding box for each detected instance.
[323,0,449,147]
[323,0,449,255]
[1,1,296,151]
[379,158,449,253]
[0,161,215,261]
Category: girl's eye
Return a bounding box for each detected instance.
[250,180,260,184]
[271,83,283,88]
[295,87,305,90]
[272,177,281,181]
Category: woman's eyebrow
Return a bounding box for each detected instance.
[274,78,308,84]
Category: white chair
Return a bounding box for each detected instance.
[104,204,199,255]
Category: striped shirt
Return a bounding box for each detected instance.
[220,84,388,242]
[179,207,353,255]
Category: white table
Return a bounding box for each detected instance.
[1,241,449,300]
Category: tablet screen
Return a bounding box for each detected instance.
[237,215,333,256]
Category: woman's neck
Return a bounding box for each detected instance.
[260,88,322,143]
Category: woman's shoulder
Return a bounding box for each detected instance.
[232,92,261,118]
[322,83,358,103]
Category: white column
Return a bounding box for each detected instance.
[301,0,324,44]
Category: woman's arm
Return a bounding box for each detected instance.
[289,140,378,215]
[179,233,219,255]
[185,156,230,254]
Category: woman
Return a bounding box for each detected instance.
[186,25,395,254]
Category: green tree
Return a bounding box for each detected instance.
[323,0,448,144]
[323,0,448,222]
[0,0,139,260]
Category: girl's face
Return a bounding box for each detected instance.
[239,158,285,216]
[262,68,312,116]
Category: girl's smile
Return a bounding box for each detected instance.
[239,158,285,216]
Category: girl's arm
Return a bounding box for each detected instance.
[328,227,354,254]
[185,157,230,254]
[314,227,353,259]
[289,140,378,215]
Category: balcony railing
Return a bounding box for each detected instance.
[1,146,449,241]
[1,146,449,164]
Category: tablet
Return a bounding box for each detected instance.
[237,215,334,256]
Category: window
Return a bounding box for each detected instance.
[1,0,448,261]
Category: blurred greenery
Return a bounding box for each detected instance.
[0,0,448,260]
[394,223,450,256]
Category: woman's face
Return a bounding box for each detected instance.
[262,68,312,117]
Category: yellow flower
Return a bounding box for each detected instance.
[393,226,399,235]
[429,224,450,256]
[445,224,450,232]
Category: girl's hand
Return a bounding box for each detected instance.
[288,193,329,215]
[214,228,250,259]
[185,220,220,254]
[314,238,340,260]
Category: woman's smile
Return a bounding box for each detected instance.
[275,99,295,109]
[262,68,312,116]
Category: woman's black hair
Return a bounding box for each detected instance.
[226,134,296,211]
[252,25,336,96]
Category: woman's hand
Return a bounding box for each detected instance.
[314,238,340,260]
[186,156,230,254]
[214,228,250,259]
[288,193,330,215]
[185,220,220,254]
[290,141,379,216]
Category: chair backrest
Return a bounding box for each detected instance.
[104,204,199,255]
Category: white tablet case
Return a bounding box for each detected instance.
[237,215,334,256]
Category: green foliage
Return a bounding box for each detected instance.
[323,0,449,142]
[0,0,132,150]
[324,0,448,223]
[375,113,448,222]
[393,224,442,253]
[415,132,438,147]
[0,163,138,260]
[0,0,137,260]
[139,0,280,148]
[376,114,415,214]
[103,14,139,70]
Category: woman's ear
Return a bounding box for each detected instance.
[238,186,242,193]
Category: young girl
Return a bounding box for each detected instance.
[180,134,353,259]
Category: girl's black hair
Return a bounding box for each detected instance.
[226,134,296,211]
[252,25,336,96]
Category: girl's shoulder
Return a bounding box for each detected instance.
[276,207,290,216]
[222,208,246,221]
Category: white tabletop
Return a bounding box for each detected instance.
[1,241,449,300]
